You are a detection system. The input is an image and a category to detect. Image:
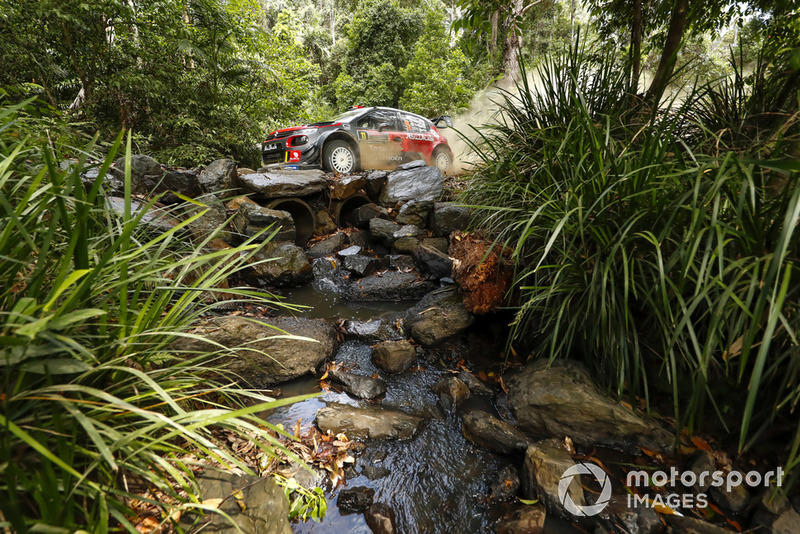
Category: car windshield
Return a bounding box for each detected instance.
[333,108,369,122]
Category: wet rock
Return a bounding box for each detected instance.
[329,367,386,400]
[412,244,452,279]
[365,503,397,534]
[240,241,312,287]
[362,465,391,480]
[231,197,295,242]
[420,237,449,254]
[185,471,290,534]
[688,450,750,513]
[507,360,673,454]
[431,376,470,411]
[389,254,415,271]
[331,175,367,200]
[772,508,800,534]
[403,287,474,346]
[392,237,420,253]
[338,245,362,256]
[602,498,662,534]
[431,202,472,235]
[370,218,400,244]
[664,516,734,534]
[493,504,546,534]
[345,271,435,301]
[379,165,444,205]
[523,439,584,514]
[337,486,375,514]
[140,169,202,203]
[106,197,181,234]
[343,319,404,343]
[393,224,419,240]
[342,254,384,277]
[173,316,336,385]
[371,340,417,374]
[183,193,232,243]
[365,171,388,200]
[449,231,513,314]
[312,256,339,279]
[316,210,338,235]
[491,466,521,502]
[461,409,530,454]
[199,158,238,195]
[238,170,327,198]
[396,200,433,227]
[316,402,423,440]
[347,230,371,249]
[459,369,494,396]
[307,232,348,258]
[346,203,389,228]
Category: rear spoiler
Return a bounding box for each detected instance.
[429,115,453,128]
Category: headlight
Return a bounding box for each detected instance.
[289,135,309,147]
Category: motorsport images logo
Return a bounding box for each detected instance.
[558,462,613,516]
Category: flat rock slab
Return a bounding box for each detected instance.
[344,271,435,301]
[239,170,327,198]
[507,360,673,454]
[379,165,444,204]
[461,409,530,454]
[523,439,585,515]
[174,316,336,385]
[329,368,386,399]
[316,402,423,440]
[185,471,291,534]
[403,286,473,346]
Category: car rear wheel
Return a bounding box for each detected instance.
[323,141,358,174]
[433,148,452,174]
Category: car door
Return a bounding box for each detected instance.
[353,110,403,168]
[398,112,436,162]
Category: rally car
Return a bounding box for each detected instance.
[261,106,455,174]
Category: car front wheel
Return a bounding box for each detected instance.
[433,148,452,174]
[323,141,358,174]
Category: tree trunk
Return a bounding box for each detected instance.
[647,0,688,101]
[502,0,524,82]
[490,10,499,54]
[631,0,642,92]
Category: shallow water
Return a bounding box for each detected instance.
[266,340,584,534]
[276,284,414,321]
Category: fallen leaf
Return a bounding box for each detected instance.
[691,436,712,452]
[202,498,223,509]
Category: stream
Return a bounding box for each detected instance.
[266,287,583,534]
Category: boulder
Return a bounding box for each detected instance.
[185,471,291,534]
[112,155,163,193]
[199,159,238,195]
[365,503,396,534]
[403,287,474,346]
[393,224,419,240]
[389,254,415,271]
[316,210,338,235]
[523,439,584,514]
[507,360,673,454]
[493,504,546,534]
[345,271,435,302]
[362,465,391,480]
[337,486,375,514]
[343,319,404,343]
[329,367,386,400]
[364,171,388,200]
[449,232,513,314]
[177,316,335,385]
[345,203,389,228]
[431,376,471,411]
[106,197,181,234]
[491,466,521,502]
[392,237,421,253]
[459,369,494,396]
[330,175,367,200]
[238,170,328,198]
[420,237,449,254]
[687,450,750,513]
[396,200,433,227]
[371,340,417,374]
[140,169,202,203]
[183,194,232,243]
[307,232,348,258]
[461,410,530,454]
[369,218,400,244]
[337,245,362,256]
[232,198,295,243]
[316,402,423,440]
[431,202,472,235]
[342,254,384,277]
[412,244,452,279]
[311,256,340,279]
[241,241,312,287]
[379,165,444,205]
[395,160,428,171]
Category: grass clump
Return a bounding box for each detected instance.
[461,39,800,480]
[0,99,314,532]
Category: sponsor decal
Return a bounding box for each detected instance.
[264,143,279,151]
[288,150,301,162]
[406,133,433,141]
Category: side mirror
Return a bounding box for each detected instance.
[430,115,454,129]
[378,122,391,132]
